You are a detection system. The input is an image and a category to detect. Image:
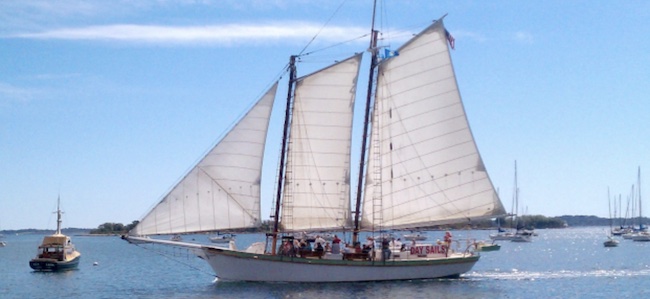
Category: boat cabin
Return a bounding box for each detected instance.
[36,235,75,261]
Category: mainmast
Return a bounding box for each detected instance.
[270,55,298,254]
[55,196,63,235]
[352,0,379,244]
[638,166,642,230]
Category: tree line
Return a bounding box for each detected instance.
[89,221,139,234]
[91,215,644,235]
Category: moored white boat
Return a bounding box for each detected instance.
[510,234,532,243]
[624,168,647,242]
[491,162,536,241]
[208,234,235,244]
[630,232,650,242]
[403,232,427,241]
[489,231,516,241]
[603,236,619,247]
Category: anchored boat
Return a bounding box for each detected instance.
[29,197,81,271]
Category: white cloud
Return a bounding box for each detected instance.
[0,82,39,103]
[514,31,534,44]
[8,23,370,46]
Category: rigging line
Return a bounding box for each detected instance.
[133,243,216,278]
[297,0,348,56]
[300,33,371,57]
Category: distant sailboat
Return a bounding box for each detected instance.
[208,233,235,244]
[124,3,506,282]
[490,161,532,242]
[604,188,619,247]
[0,219,5,247]
[629,167,650,242]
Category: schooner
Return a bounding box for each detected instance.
[125,3,506,282]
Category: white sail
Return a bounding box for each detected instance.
[132,83,278,236]
[280,54,363,231]
[361,20,505,230]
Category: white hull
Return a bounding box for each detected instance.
[209,237,235,244]
[403,234,427,241]
[200,247,479,282]
[490,231,535,242]
[489,233,516,241]
[510,235,532,243]
[603,237,619,247]
[631,234,650,242]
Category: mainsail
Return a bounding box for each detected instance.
[361,20,505,230]
[131,83,278,236]
[280,54,363,232]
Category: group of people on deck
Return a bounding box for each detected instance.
[277,231,453,259]
[278,234,343,257]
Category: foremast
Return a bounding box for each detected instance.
[352,0,379,245]
[271,55,298,254]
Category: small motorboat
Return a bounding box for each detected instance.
[29,198,81,271]
[474,240,501,252]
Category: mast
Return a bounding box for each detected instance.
[55,196,62,235]
[271,55,297,254]
[509,161,517,229]
[638,166,643,230]
[352,0,379,244]
[608,187,612,233]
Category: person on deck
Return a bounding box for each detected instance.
[299,239,311,253]
[365,237,374,249]
[315,241,324,253]
[381,238,391,261]
[444,231,452,245]
[314,235,326,250]
[293,238,301,256]
[444,231,453,256]
[331,235,341,254]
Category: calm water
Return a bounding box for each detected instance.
[1,227,648,298]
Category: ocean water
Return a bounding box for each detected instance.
[1,227,648,299]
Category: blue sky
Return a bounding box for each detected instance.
[1,0,649,230]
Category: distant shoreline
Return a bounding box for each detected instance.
[2,215,646,234]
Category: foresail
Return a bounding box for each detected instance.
[281,54,362,232]
[131,83,278,236]
[361,20,505,230]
